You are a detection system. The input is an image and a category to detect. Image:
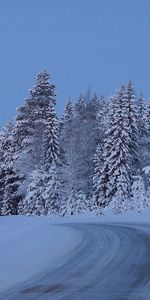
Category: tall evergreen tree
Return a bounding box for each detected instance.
[1,167,22,215]
[15,71,56,166]
[93,96,116,207]
[0,122,23,215]
[93,143,103,206]
[19,169,45,216]
[43,163,60,215]
[42,95,59,169]
[124,80,139,175]
[94,86,132,208]
[137,93,149,170]
[59,98,77,214]
[17,71,60,215]
[93,95,107,207]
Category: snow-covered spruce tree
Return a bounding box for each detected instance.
[141,100,150,191]
[17,72,55,132]
[97,94,107,132]
[19,165,60,216]
[61,189,87,216]
[75,191,88,214]
[59,98,77,215]
[61,190,77,216]
[41,89,60,214]
[96,94,107,156]
[18,71,60,215]
[137,93,149,172]
[142,166,150,196]
[109,81,139,212]
[93,95,107,207]
[124,80,139,175]
[19,169,45,216]
[95,86,133,211]
[15,72,53,200]
[75,94,87,120]
[58,99,73,165]
[1,166,23,215]
[130,175,148,212]
[42,163,60,215]
[42,96,59,168]
[64,97,74,124]
[0,122,23,215]
[93,143,103,204]
[93,96,116,208]
[107,86,132,211]
[15,71,56,169]
[146,99,150,132]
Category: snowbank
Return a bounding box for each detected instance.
[57,207,150,225]
[0,216,81,292]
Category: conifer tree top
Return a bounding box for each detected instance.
[30,71,56,101]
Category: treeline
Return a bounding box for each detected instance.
[0,71,150,216]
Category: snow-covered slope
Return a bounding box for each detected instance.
[1,213,150,300]
[0,216,81,293]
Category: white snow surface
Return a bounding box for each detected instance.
[143,166,150,175]
[56,207,150,225]
[1,209,150,294]
[0,216,81,293]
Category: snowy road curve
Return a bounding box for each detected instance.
[2,223,150,300]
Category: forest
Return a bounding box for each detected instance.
[0,71,149,216]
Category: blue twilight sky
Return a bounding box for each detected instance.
[0,0,150,124]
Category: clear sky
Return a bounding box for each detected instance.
[0,0,150,124]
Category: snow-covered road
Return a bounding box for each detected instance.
[1,220,150,300]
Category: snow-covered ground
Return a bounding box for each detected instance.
[1,210,150,299]
[57,207,150,225]
[0,216,81,294]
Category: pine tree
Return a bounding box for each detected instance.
[75,94,87,120]
[107,82,139,210]
[59,98,77,214]
[75,191,87,214]
[131,175,148,212]
[61,190,77,216]
[93,143,103,206]
[124,80,139,175]
[16,71,60,214]
[93,96,115,207]
[41,87,60,214]
[64,97,74,124]
[95,87,132,208]
[15,71,56,172]
[61,190,87,216]
[19,169,45,216]
[93,95,107,207]
[146,99,150,131]
[141,100,150,191]
[43,163,60,215]
[97,94,107,133]
[1,166,23,215]
[42,99,59,169]
[0,122,23,215]
[137,93,149,170]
